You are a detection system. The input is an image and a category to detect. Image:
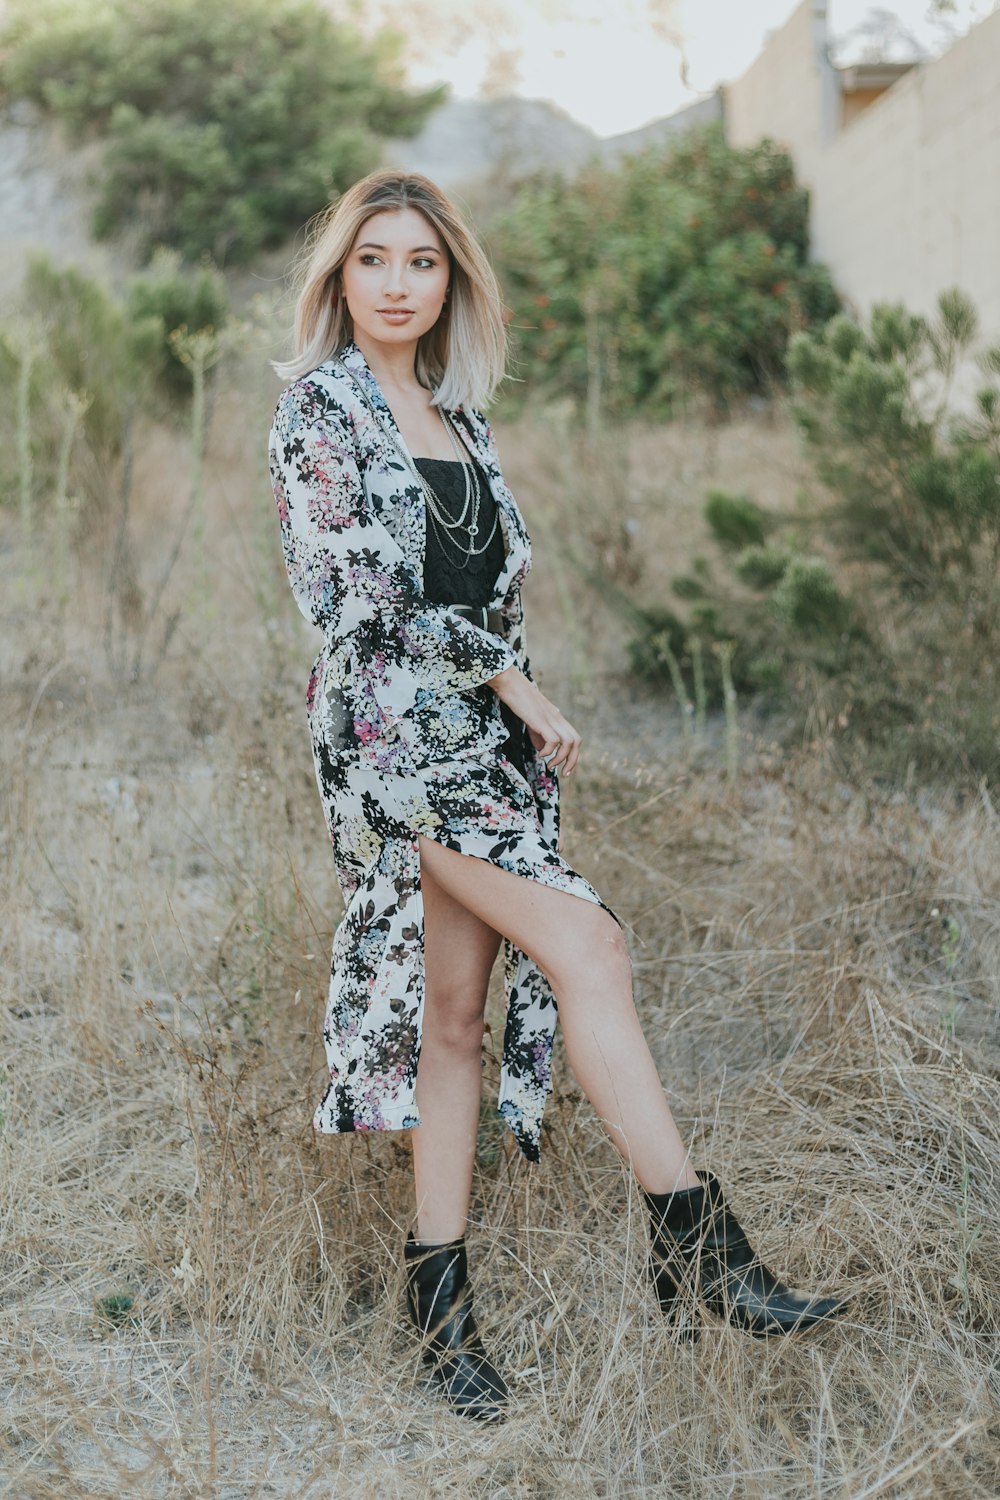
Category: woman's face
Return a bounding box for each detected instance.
[339,207,450,349]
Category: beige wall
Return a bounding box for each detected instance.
[723,1,1000,372]
[725,1,833,184]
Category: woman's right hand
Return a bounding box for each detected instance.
[488,666,581,776]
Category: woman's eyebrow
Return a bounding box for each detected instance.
[356,242,440,253]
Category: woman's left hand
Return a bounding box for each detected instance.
[490,665,580,776]
[526,711,580,778]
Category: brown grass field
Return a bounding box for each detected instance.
[2,353,998,1497]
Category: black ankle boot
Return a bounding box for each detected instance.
[643,1171,847,1340]
[403,1233,509,1422]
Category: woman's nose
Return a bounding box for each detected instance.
[383,263,409,296]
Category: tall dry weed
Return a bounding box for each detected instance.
[1,370,998,1497]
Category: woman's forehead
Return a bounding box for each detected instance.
[351,206,444,252]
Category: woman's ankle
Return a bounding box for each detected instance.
[413,1216,469,1244]
[638,1162,703,1196]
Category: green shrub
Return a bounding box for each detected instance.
[0,0,445,265]
[734,544,789,589]
[1,254,162,511]
[624,288,1000,782]
[787,286,1000,608]
[671,572,710,601]
[625,604,688,684]
[770,556,848,636]
[0,249,231,518]
[125,248,230,398]
[745,654,786,692]
[704,490,768,550]
[486,122,839,420]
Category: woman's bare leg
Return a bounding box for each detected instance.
[410,850,503,1242]
[416,836,701,1196]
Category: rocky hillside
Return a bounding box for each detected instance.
[0,100,135,299]
[379,91,721,191]
[0,90,719,298]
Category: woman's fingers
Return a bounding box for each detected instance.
[521,691,581,777]
[538,720,581,776]
[561,730,581,776]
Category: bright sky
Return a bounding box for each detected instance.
[344,0,993,138]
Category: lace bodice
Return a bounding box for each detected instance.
[415,454,531,779]
[416,456,507,606]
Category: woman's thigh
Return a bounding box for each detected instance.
[420,840,503,1020]
[416,835,629,993]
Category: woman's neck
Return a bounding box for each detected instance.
[353,333,428,400]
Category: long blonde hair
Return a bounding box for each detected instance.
[270,170,512,410]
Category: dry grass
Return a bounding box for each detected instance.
[1,370,998,1498]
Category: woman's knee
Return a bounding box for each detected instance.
[551,907,632,990]
[595,911,632,978]
[599,912,629,972]
[422,987,487,1056]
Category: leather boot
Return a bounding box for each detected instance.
[403,1233,509,1422]
[644,1171,847,1340]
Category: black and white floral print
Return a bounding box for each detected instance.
[268,339,623,1162]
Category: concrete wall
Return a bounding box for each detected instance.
[725,1,835,185]
[723,1,1000,357]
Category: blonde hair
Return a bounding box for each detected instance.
[270,170,512,410]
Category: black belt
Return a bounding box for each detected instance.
[449,603,504,634]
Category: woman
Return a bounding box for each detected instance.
[268,170,847,1423]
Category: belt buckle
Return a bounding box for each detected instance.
[451,603,489,630]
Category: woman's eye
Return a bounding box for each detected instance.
[358,254,437,269]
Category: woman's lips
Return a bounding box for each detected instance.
[378,310,414,321]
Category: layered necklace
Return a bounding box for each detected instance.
[416,415,501,565]
[342,360,500,566]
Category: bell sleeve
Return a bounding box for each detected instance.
[268,376,518,736]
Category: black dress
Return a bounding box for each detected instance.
[416,454,533,782]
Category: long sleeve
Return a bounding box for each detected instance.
[268,375,518,738]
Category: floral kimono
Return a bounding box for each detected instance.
[267,338,623,1162]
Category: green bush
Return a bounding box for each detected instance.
[0,0,445,265]
[770,556,848,636]
[625,288,1000,782]
[0,250,229,518]
[486,122,839,420]
[125,249,230,398]
[671,572,710,601]
[787,288,1000,608]
[1,255,161,507]
[734,544,789,589]
[625,604,688,684]
[704,490,768,550]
